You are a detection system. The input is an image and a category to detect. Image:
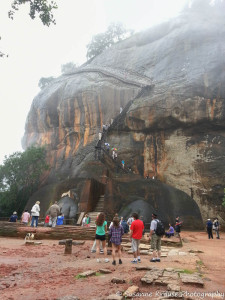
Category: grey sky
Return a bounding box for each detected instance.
[0,0,187,163]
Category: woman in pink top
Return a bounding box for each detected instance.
[21,210,30,225]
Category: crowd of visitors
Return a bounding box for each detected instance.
[8,200,64,227]
[8,202,221,265]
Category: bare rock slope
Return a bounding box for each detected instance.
[23,5,225,226]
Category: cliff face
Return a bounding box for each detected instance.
[23,6,225,226]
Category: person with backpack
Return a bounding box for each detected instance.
[149,213,165,262]
[213,218,220,239]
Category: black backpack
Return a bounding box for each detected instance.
[155,220,165,236]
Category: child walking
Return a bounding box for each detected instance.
[108,216,124,265]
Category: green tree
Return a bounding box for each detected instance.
[86,23,134,60]
[38,76,55,89]
[61,62,79,74]
[9,0,58,26]
[0,146,49,217]
[1,0,58,58]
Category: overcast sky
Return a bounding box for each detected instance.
[0,0,188,164]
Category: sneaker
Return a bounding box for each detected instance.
[156,258,161,262]
[112,260,116,265]
[119,259,122,264]
[150,258,156,262]
[131,259,137,264]
[100,250,104,253]
[138,258,141,263]
[97,258,101,263]
[91,250,96,253]
[105,258,109,263]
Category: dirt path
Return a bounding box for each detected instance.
[0,231,224,300]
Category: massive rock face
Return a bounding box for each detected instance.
[23,4,225,227]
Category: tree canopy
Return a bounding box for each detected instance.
[0,146,49,217]
[61,62,79,74]
[0,0,58,58]
[86,23,134,60]
[38,76,55,89]
[9,0,58,26]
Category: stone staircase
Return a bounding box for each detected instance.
[88,195,105,227]
[95,195,105,211]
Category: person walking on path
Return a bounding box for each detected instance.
[114,151,117,161]
[95,212,109,263]
[112,150,115,160]
[149,213,162,262]
[127,215,134,230]
[121,160,125,169]
[91,213,103,253]
[213,218,220,239]
[130,212,144,264]
[109,217,124,265]
[21,210,30,225]
[48,201,60,228]
[206,218,213,239]
[9,211,18,222]
[31,201,40,227]
[174,216,182,237]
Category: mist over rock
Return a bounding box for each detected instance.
[23,4,225,226]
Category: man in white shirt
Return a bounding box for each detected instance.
[127,216,134,230]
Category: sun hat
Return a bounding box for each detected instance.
[13,211,17,215]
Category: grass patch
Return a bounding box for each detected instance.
[128,280,133,284]
[179,269,195,274]
[196,260,204,266]
[75,274,86,279]
[75,272,103,279]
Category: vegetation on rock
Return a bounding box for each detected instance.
[86,22,134,60]
[38,76,55,89]
[61,62,79,75]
